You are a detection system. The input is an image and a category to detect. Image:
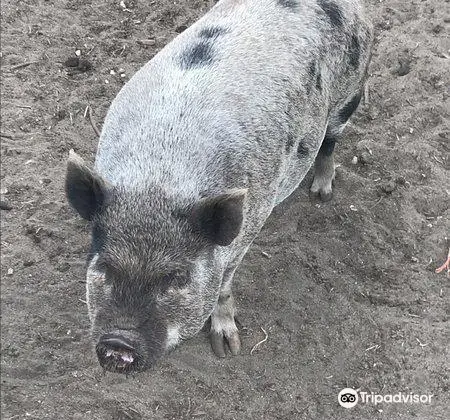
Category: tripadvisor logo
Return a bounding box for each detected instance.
[338,388,358,408]
[338,388,433,408]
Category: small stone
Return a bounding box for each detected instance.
[351,156,358,165]
[380,181,396,194]
[57,262,70,273]
[110,69,116,75]
[75,49,81,57]
[23,260,35,267]
[55,110,67,120]
[349,205,358,212]
[0,200,13,210]
[175,24,188,33]
[359,151,373,164]
[7,268,13,275]
[0,187,8,195]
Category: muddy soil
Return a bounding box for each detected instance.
[1,0,449,419]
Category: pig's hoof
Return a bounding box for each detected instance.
[310,180,333,202]
[210,329,241,357]
[309,187,333,202]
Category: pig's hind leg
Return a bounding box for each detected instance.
[310,91,363,201]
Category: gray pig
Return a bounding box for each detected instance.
[66,0,372,373]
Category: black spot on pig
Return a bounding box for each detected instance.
[308,61,316,78]
[338,93,362,124]
[199,26,227,39]
[278,0,298,10]
[286,133,295,152]
[307,61,322,93]
[297,142,309,158]
[180,42,214,69]
[316,69,322,91]
[349,34,360,68]
[317,0,344,28]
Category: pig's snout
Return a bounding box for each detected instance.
[96,332,139,373]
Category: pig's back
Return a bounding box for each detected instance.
[95,0,371,199]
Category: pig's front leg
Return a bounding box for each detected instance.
[209,262,243,357]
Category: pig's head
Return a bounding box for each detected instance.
[65,151,245,373]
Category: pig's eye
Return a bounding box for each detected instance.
[160,272,190,290]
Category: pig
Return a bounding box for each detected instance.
[66,0,372,373]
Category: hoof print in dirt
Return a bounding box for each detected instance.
[64,57,79,67]
[394,58,412,76]
[64,56,92,73]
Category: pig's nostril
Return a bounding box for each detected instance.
[99,334,135,352]
[96,334,138,372]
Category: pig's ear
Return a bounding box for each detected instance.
[65,149,109,221]
[190,189,247,246]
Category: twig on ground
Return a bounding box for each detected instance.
[365,344,380,352]
[137,39,156,46]
[10,61,39,70]
[368,197,383,210]
[260,251,271,259]
[435,248,450,275]
[186,397,192,417]
[87,105,101,137]
[250,326,268,355]
[415,337,428,347]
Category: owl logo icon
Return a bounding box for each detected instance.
[338,388,359,408]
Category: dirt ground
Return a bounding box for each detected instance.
[1,0,449,419]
